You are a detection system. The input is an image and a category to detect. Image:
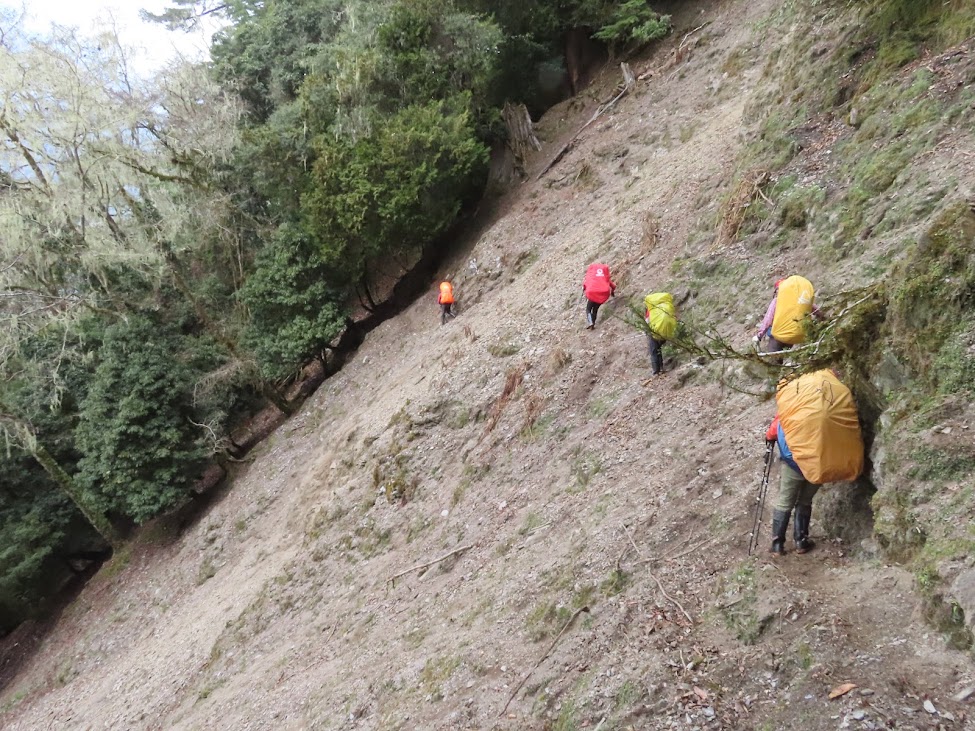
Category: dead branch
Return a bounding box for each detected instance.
[387,544,474,584]
[641,212,660,253]
[536,63,635,181]
[274,622,340,687]
[713,169,771,250]
[500,605,591,715]
[677,22,711,60]
[665,537,716,562]
[638,21,711,80]
[485,363,526,433]
[622,524,693,625]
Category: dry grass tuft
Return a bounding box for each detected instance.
[714,169,770,249]
[521,392,545,434]
[485,363,526,432]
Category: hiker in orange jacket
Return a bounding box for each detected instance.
[438,281,455,325]
[582,262,616,329]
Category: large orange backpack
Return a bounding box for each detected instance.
[776,370,863,484]
[771,275,815,345]
[438,281,454,304]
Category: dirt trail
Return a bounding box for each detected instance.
[2,0,973,729]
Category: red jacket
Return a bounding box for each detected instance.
[583,263,615,304]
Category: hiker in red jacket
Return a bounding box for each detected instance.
[582,262,616,329]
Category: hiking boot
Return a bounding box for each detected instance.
[770,509,789,556]
[793,505,815,554]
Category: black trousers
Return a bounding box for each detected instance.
[647,333,664,374]
[766,335,791,353]
[586,299,601,326]
[440,303,453,324]
[765,335,793,364]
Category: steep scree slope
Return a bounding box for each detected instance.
[2,0,974,729]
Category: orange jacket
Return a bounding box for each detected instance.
[438,281,454,305]
[766,416,780,442]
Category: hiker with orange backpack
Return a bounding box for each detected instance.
[753,275,820,353]
[582,262,616,329]
[438,281,455,325]
[764,370,864,555]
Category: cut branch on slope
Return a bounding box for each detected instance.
[536,63,636,181]
[622,523,693,625]
[500,605,591,715]
[387,544,474,584]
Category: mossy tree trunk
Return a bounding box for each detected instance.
[32,443,119,547]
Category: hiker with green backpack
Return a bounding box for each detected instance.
[644,292,678,376]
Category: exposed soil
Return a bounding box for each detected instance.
[2,1,973,729]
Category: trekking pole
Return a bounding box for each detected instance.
[747,440,776,555]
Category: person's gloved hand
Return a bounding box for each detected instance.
[752,335,761,345]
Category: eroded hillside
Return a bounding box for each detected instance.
[2,0,974,729]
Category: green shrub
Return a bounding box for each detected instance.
[76,317,206,524]
[304,98,489,284]
[240,223,347,380]
[593,2,671,52]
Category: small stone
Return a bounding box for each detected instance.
[923,699,937,714]
[954,685,975,702]
[942,426,953,434]
[851,710,866,721]
[859,689,875,697]
[441,509,449,517]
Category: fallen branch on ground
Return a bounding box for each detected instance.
[275,622,340,686]
[638,21,711,80]
[664,536,716,562]
[536,63,635,180]
[622,524,693,625]
[501,605,591,715]
[387,544,474,584]
[713,169,771,250]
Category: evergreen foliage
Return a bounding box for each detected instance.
[75,317,206,524]
[0,453,99,633]
[304,99,489,284]
[592,1,671,52]
[240,224,347,379]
